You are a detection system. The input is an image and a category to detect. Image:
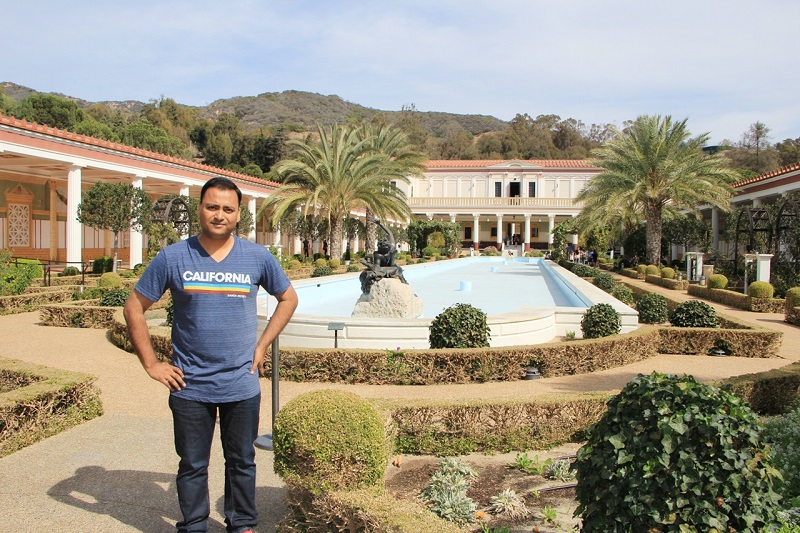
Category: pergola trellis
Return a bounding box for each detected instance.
[152,197,193,239]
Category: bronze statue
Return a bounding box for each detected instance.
[359,220,408,293]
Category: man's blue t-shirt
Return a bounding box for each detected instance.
[135,236,291,403]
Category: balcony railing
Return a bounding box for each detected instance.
[407,197,583,208]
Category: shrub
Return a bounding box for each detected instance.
[572,264,599,278]
[592,272,616,293]
[73,286,106,300]
[328,258,341,268]
[429,303,490,348]
[98,288,131,307]
[314,258,328,268]
[59,266,81,277]
[422,245,440,257]
[311,266,333,277]
[610,284,635,306]
[482,246,499,256]
[346,264,360,273]
[273,390,388,494]
[580,303,621,339]
[92,256,113,274]
[636,264,648,276]
[14,258,44,279]
[708,273,728,289]
[132,263,147,275]
[120,269,135,278]
[763,403,800,507]
[660,267,676,279]
[749,281,775,299]
[575,372,782,531]
[787,287,800,313]
[670,299,719,328]
[287,259,302,270]
[420,457,478,526]
[645,264,660,276]
[97,272,122,288]
[636,293,669,324]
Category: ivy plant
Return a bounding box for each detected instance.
[574,372,782,532]
[429,303,490,349]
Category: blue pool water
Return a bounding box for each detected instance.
[270,257,590,319]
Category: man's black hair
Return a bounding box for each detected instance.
[200,177,242,204]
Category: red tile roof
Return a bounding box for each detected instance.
[425,159,596,169]
[0,113,281,189]
[733,162,800,188]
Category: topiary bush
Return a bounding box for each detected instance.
[98,287,131,307]
[311,266,333,277]
[748,281,775,299]
[59,266,81,277]
[92,256,113,274]
[708,273,728,289]
[422,245,440,257]
[314,258,328,268]
[660,267,676,279]
[610,284,635,306]
[787,287,800,312]
[592,272,616,293]
[572,264,599,278]
[429,303,491,348]
[98,272,122,288]
[328,258,341,268]
[645,264,661,276]
[580,303,621,339]
[575,372,782,532]
[636,264,648,276]
[273,389,389,494]
[635,292,669,324]
[287,259,302,270]
[346,264,360,273]
[133,263,147,276]
[670,299,719,328]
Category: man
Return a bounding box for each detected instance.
[124,177,298,533]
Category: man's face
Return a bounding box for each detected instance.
[198,187,240,239]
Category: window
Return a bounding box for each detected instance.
[490,227,497,237]
[494,182,502,197]
[528,182,536,197]
[464,227,472,239]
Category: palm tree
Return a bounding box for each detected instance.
[577,115,741,265]
[358,124,428,254]
[259,123,424,260]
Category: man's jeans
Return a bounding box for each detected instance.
[168,393,260,533]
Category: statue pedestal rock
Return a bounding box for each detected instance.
[352,278,423,318]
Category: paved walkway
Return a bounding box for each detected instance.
[0,275,797,532]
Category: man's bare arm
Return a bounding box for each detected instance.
[251,284,299,375]
[123,290,185,391]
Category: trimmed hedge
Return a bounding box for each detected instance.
[0,287,74,315]
[722,362,800,415]
[688,284,785,313]
[0,358,103,457]
[644,274,689,291]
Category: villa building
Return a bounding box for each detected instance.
[2,113,799,266]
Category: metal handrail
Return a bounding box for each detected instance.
[10,257,89,287]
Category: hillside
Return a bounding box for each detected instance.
[1,82,507,136]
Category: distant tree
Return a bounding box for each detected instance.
[661,215,711,255]
[776,137,800,167]
[77,182,151,272]
[14,93,86,130]
[393,104,429,152]
[72,119,120,142]
[578,115,741,265]
[723,121,780,175]
[119,120,191,157]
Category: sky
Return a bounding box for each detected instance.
[4,0,800,146]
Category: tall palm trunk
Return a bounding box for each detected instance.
[364,209,376,257]
[329,217,343,260]
[645,202,663,266]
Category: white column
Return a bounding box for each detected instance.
[130,177,144,267]
[67,165,83,265]
[548,215,556,245]
[756,254,773,283]
[450,214,456,223]
[247,197,257,242]
[180,183,190,198]
[293,235,301,256]
[711,208,719,250]
[472,214,480,252]
[496,214,504,248]
[272,223,283,256]
[523,214,531,252]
